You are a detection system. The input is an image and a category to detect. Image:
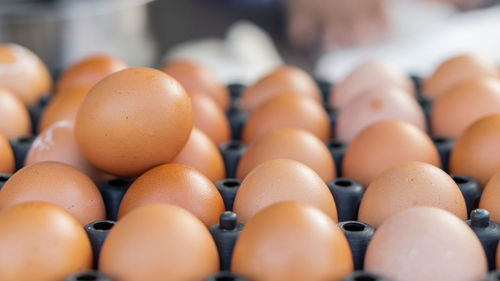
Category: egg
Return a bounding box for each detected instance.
[161,59,230,110]
[329,60,414,109]
[236,127,335,181]
[0,133,14,173]
[74,67,193,177]
[231,201,353,281]
[0,89,31,138]
[431,77,500,138]
[25,121,104,182]
[449,114,500,187]
[56,54,128,92]
[233,158,337,223]
[364,206,487,281]
[0,43,52,106]
[423,54,499,100]
[99,204,219,281]
[38,85,91,132]
[242,94,330,143]
[479,171,500,224]
[0,201,92,281]
[0,161,105,225]
[239,65,322,111]
[117,163,225,226]
[358,161,467,228]
[191,92,231,145]
[170,128,226,182]
[343,120,440,187]
[336,87,426,142]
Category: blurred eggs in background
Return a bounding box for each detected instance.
[0,89,31,139]
[0,133,14,174]
[190,92,231,145]
[479,171,500,224]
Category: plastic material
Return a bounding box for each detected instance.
[327,178,364,221]
[466,209,500,270]
[432,137,455,172]
[342,271,388,281]
[0,173,10,190]
[209,211,244,271]
[410,75,423,94]
[228,83,245,100]
[97,178,133,221]
[315,79,332,105]
[226,106,248,140]
[483,271,500,281]
[326,140,347,177]
[8,135,35,171]
[204,271,248,281]
[215,179,241,211]
[64,270,111,281]
[28,95,51,133]
[339,221,374,270]
[327,108,339,139]
[452,175,482,218]
[417,94,432,126]
[84,220,115,268]
[219,141,246,178]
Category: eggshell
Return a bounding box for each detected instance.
[329,60,414,109]
[233,159,337,223]
[449,114,500,187]
[479,171,500,224]
[170,128,226,182]
[0,161,105,225]
[161,59,230,110]
[0,133,14,173]
[56,54,128,92]
[0,201,92,281]
[240,65,322,111]
[232,201,353,281]
[74,67,193,177]
[25,121,104,182]
[0,43,52,106]
[423,54,499,100]
[0,88,31,138]
[38,85,91,132]
[100,204,219,281]
[431,77,500,138]
[237,127,335,181]
[358,161,467,228]
[364,206,487,281]
[342,120,440,187]
[117,163,225,226]
[336,87,426,142]
[191,92,231,145]
[242,94,330,143]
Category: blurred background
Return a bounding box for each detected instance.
[1,0,499,83]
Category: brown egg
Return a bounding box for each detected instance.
[233,159,337,223]
[0,161,105,225]
[38,85,91,132]
[423,54,499,100]
[0,88,31,138]
[336,87,426,142]
[0,133,14,173]
[242,94,330,143]
[237,128,335,181]
[431,77,500,138]
[365,206,487,281]
[75,67,193,177]
[479,171,500,224]
[118,163,225,226]
[0,43,52,106]
[170,128,226,182]
[191,92,231,145]
[329,60,414,109]
[25,121,104,182]
[358,161,467,228]
[100,204,219,281]
[450,114,500,187]
[161,59,230,110]
[342,120,440,187]
[240,65,322,111]
[56,54,128,92]
[232,201,353,281]
[0,201,92,281]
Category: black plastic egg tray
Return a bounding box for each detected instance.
[4,77,500,281]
